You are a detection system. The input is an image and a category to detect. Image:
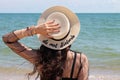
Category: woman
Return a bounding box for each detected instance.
[2,6,89,80]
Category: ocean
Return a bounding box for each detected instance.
[0,13,120,80]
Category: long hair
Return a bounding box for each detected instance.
[28,45,71,80]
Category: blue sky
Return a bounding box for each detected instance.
[0,0,120,13]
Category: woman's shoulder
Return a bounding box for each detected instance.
[67,50,80,60]
[69,50,87,62]
[70,50,83,55]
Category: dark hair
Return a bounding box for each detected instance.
[28,45,71,80]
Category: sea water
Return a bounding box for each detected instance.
[0,13,120,78]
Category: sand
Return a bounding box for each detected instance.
[0,67,120,80]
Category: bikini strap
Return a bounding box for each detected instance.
[77,52,82,78]
[70,52,77,80]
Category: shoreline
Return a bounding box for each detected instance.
[0,67,120,80]
[0,71,119,80]
[89,69,120,80]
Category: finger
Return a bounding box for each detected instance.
[53,30,60,33]
[44,23,48,28]
[42,33,53,38]
[46,20,55,24]
[47,35,53,38]
[44,23,59,29]
[46,29,60,34]
[48,23,59,27]
[46,33,53,38]
[47,25,61,30]
[46,29,55,33]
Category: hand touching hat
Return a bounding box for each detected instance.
[37,6,80,50]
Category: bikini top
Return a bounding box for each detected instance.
[62,52,82,80]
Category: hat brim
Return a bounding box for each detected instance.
[37,6,80,50]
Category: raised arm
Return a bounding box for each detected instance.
[2,20,60,64]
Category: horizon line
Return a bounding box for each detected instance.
[0,12,120,14]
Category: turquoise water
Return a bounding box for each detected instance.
[0,13,120,71]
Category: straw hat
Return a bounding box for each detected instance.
[37,6,80,50]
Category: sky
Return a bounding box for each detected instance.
[0,0,120,13]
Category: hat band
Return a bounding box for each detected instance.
[51,29,70,41]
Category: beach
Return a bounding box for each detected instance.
[0,66,120,80]
[0,13,120,80]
